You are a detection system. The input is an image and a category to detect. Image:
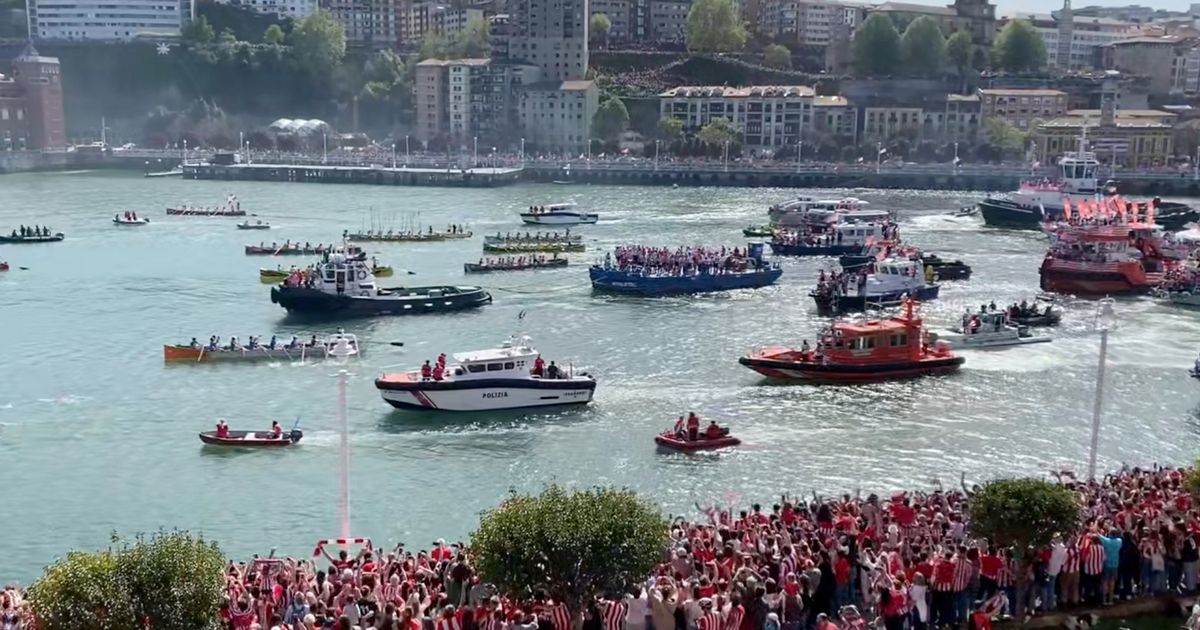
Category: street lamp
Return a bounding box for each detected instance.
[654,139,660,171]
[723,140,729,172]
[182,138,187,166]
[473,136,478,169]
[875,141,883,175]
[392,143,396,169]
[795,136,803,173]
[405,135,410,167]
[520,137,526,167]
[953,141,959,176]
[245,140,251,165]
[322,132,328,164]
[1086,297,1117,481]
[328,333,359,539]
[1193,145,1198,181]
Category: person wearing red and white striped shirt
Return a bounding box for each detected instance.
[435,606,464,630]
[1081,534,1106,606]
[1061,538,1081,607]
[952,549,975,625]
[599,597,627,630]
[696,599,721,630]
[722,594,744,630]
[548,600,571,630]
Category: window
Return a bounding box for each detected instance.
[486,363,504,371]
[467,363,486,373]
[503,361,515,369]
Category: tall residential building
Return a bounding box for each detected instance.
[505,0,588,82]
[402,4,482,46]
[415,57,541,146]
[1056,0,1073,69]
[518,79,597,153]
[220,0,316,19]
[1105,36,1200,97]
[1007,10,1132,72]
[758,0,862,47]
[591,0,632,43]
[648,0,688,42]
[659,85,815,149]
[326,0,402,48]
[27,0,193,40]
[978,88,1067,129]
[0,45,65,148]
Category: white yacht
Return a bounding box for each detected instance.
[520,203,599,225]
[374,335,596,411]
[935,311,1051,349]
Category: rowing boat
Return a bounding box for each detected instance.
[464,258,568,273]
[163,339,364,363]
[0,233,64,243]
[483,242,585,254]
[198,429,303,447]
[345,230,472,242]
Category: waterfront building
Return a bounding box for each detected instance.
[1001,6,1134,72]
[518,80,598,153]
[325,0,402,48]
[218,0,315,19]
[812,95,857,141]
[1035,108,1174,168]
[504,0,588,82]
[415,57,541,147]
[27,0,193,40]
[659,85,815,150]
[861,105,922,141]
[940,93,980,141]
[591,0,633,43]
[757,0,864,47]
[1105,35,1200,97]
[401,4,483,47]
[978,88,1068,130]
[0,44,65,149]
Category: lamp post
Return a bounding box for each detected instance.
[875,141,883,175]
[654,139,660,171]
[520,137,525,167]
[328,333,358,540]
[723,140,729,172]
[795,136,803,173]
[472,136,478,169]
[239,131,244,159]
[245,140,251,165]
[322,132,328,164]
[405,135,410,167]
[1086,297,1117,481]
[182,138,187,166]
[392,143,396,169]
[1193,145,1199,181]
[953,141,959,176]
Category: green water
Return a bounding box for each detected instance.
[3,170,1200,583]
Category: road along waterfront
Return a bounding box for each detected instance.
[2,170,1200,582]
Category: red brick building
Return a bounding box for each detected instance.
[0,43,66,150]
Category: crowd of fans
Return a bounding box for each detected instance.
[601,246,761,277]
[4,466,1200,630]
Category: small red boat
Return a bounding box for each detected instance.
[0,261,8,271]
[198,429,302,447]
[739,298,963,383]
[655,431,741,451]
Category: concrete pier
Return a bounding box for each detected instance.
[183,163,524,187]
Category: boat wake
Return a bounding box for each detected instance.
[37,394,90,405]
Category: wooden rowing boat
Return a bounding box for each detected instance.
[163,341,363,363]
[464,258,568,273]
[198,429,303,447]
[0,233,64,244]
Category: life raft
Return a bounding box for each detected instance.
[654,431,740,452]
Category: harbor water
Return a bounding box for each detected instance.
[2,170,1199,582]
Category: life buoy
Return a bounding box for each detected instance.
[357,269,368,280]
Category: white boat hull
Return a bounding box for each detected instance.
[937,330,1051,349]
[520,213,599,225]
[113,219,150,225]
[379,383,595,411]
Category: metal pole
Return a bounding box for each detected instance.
[655,140,660,171]
[405,135,410,166]
[1087,327,1108,481]
[392,144,396,169]
[1194,145,1198,181]
[473,136,478,168]
[723,141,729,171]
[796,139,803,173]
[953,141,959,175]
[323,133,328,164]
[876,141,882,174]
[520,138,525,167]
[338,366,350,539]
[182,139,187,165]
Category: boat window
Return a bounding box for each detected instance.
[503,362,515,369]
[890,333,907,347]
[517,361,525,367]
[865,337,876,349]
[467,364,486,373]
[486,363,504,371]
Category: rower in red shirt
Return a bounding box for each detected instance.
[216,419,230,438]
[686,412,700,441]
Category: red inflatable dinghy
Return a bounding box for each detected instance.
[654,431,740,452]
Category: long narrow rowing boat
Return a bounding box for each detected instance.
[483,242,585,254]
[464,258,568,273]
[246,245,334,256]
[345,230,472,242]
[167,207,247,216]
[164,340,363,363]
[260,265,392,282]
[0,233,64,244]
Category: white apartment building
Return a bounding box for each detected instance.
[758,0,861,46]
[28,0,193,40]
[519,80,597,153]
[506,0,588,82]
[402,4,483,46]
[659,85,815,149]
[223,0,315,19]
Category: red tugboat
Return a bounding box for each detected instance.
[738,299,963,383]
[1039,201,1174,296]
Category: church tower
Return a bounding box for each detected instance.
[1056,0,1074,71]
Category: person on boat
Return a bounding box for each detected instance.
[532,356,545,376]
[801,339,810,355]
[189,337,200,349]
[10,229,16,238]
[673,415,686,438]
[131,211,137,221]
[686,412,700,441]
[308,335,318,348]
[1193,353,1200,376]
[268,335,277,350]
[208,336,219,351]
[432,362,445,381]
[437,353,446,369]
[704,420,723,440]
[421,360,433,381]
[270,421,283,439]
[216,419,230,438]
[545,361,560,379]
[287,335,299,349]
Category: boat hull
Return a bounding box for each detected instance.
[167,208,246,216]
[113,219,149,226]
[164,344,360,362]
[738,355,964,383]
[376,378,595,411]
[812,285,940,314]
[483,243,585,253]
[270,285,492,317]
[237,224,271,230]
[0,233,64,244]
[589,266,783,296]
[933,332,1051,349]
[198,430,302,446]
[464,260,568,273]
[981,197,1198,231]
[520,213,598,225]
[770,243,866,257]
[654,433,741,451]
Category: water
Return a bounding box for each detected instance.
[2,171,1199,583]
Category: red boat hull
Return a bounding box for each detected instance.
[739,356,964,383]
[198,429,302,447]
[1039,258,1156,296]
[654,433,740,451]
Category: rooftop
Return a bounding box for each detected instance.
[415,57,491,66]
[1066,108,1176,119]
[813,95,849,107]
[561,80,595,91]
[660,85,815,98]
[1040,114,1174,129]
[978,88,1067,96]
[946,93,980,102]
[870,2,955,16]
[1109,35,1184,45]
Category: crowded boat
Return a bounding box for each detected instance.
[166,195,246,216]
[163,332,363,363]
[740,298,963,383]
[519,203,599,225]
[1039,200,1174,296]
[655,412,740,451]
[237,220,271,230]
[810,259,939,314]
[375,335,595,411]
[589,243,782,295]
[1005,299,1061,326]
[464,254,568,273]
[770,221,897,257]
[198,419,302,446]
[2,225,64,243]
[934,306,1051,349]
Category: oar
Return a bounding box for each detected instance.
[18,267,28,271]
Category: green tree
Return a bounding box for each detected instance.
[656,116,684,142]
[852,13,901,76]
[592,97,630,142]
[685,0,747,53]
[451,17,491,57]
[361,49,412,125]
[763,43,791,69]
[900,16,945,76]
[290,9,347,78]
[264,23,285,45]
[471,485,668,611]
[992,18,1046,72]
[218,27,238,45]
[697,117,740,149]
[969,478,1078,615]
[590,13,611,48]
[983,118,1028,160]
[946,30,973,89]
[419,31,448,60]
[183,14,215,43]
[28,531,226,630]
